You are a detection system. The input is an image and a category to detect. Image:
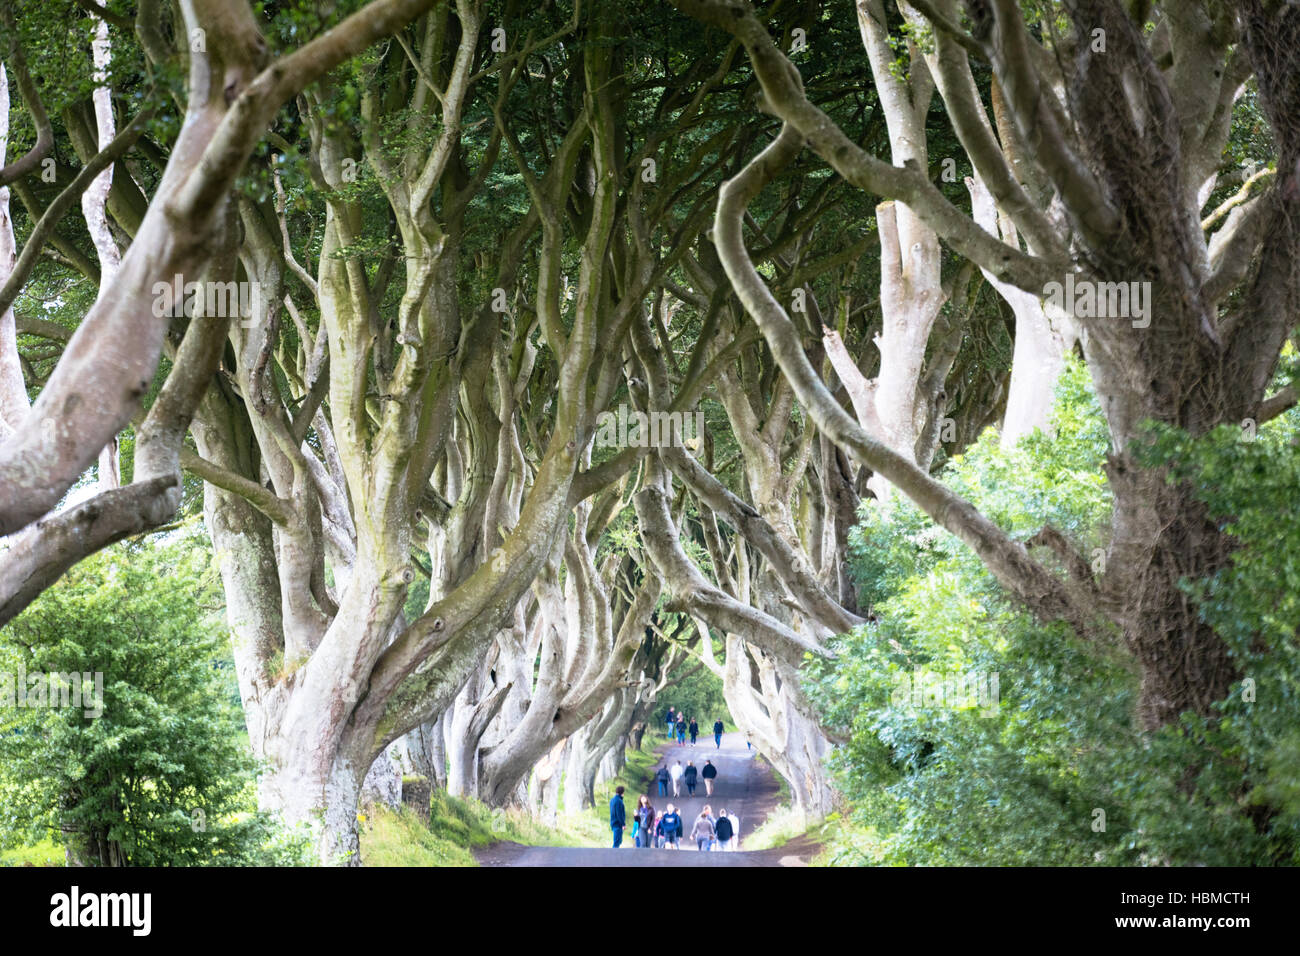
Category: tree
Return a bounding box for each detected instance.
[674,0,1300,732]
[0,531,303,866]
[807,361,1300,865]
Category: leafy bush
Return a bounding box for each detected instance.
[0,531,309,866]
[805,358,1300,865]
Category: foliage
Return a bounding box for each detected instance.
[806,358,1300,865]
[658,656,730,733]
[0,532,310,866]
[0,836,64,867]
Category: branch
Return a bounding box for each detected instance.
[1257,386,1297,425]
[1204,196,1269,305]
[1202,165,1274,232]
[634,462,825,661]
[73,0,135,31]
[668,0,1059,294]
[974,0,1122,248]
[180,447,295,525]
[0,477,180,628]
[170,0,441,219]
[663,443,863,633]
[0,9,54,187]
[907,0,986,60]
[912,0,1064,260]
[712,119,1088,630]
[1026,523,1102,604]
[0,107,154,319]
[821,324,882,438]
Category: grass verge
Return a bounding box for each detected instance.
[359,783,588,866]
[743,805,840,862]
[576,744,663,845]
[0,838,63,867]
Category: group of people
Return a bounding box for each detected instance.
[664,707,725,749]
[654,759,718,797]
[609,788,741,851]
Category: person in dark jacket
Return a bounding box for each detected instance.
[655,763,670,796]
[658,805,682,849]
[664,706,676,738]
[702,758,718,796]
[713,719,724,749]
[609,785,627,848]
[683,761,699,796]
[676,716,687,745]
[714,808,735,851]
[634,794,656,849]
[688,718,699,745]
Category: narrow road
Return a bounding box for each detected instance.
[476,732,812,867]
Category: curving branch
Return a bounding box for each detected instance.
[668,0,1059,294]
[661,442,863,634]
[0,108,154,319]
[711,120,1088,631]
[0,0,439,537]
[0,9,54,187]
[634,459,825,661]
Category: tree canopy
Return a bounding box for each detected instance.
[2,0,1299,865]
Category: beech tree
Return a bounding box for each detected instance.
[673,0,1300,730]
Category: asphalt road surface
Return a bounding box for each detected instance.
[476,732,812,867]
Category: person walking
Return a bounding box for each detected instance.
[713,718,724,749]
[655,763,670,797]
[726,809,740,850]
[609,785,627,848]
[715,808,734,851]
[683,761,698,796]
[669,760,684,796]
[659,804,682,849]
[676,715,687,745]
[702,758,717,796]
[635,794,656,849]
[664,706,676,738]
[688,718,699,746]
[691,808,715,851]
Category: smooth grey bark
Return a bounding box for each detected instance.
[0,0,438,539]
[0,64,29,440]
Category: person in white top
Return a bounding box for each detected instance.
[669,760,684,796]
[726,811,740,850]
